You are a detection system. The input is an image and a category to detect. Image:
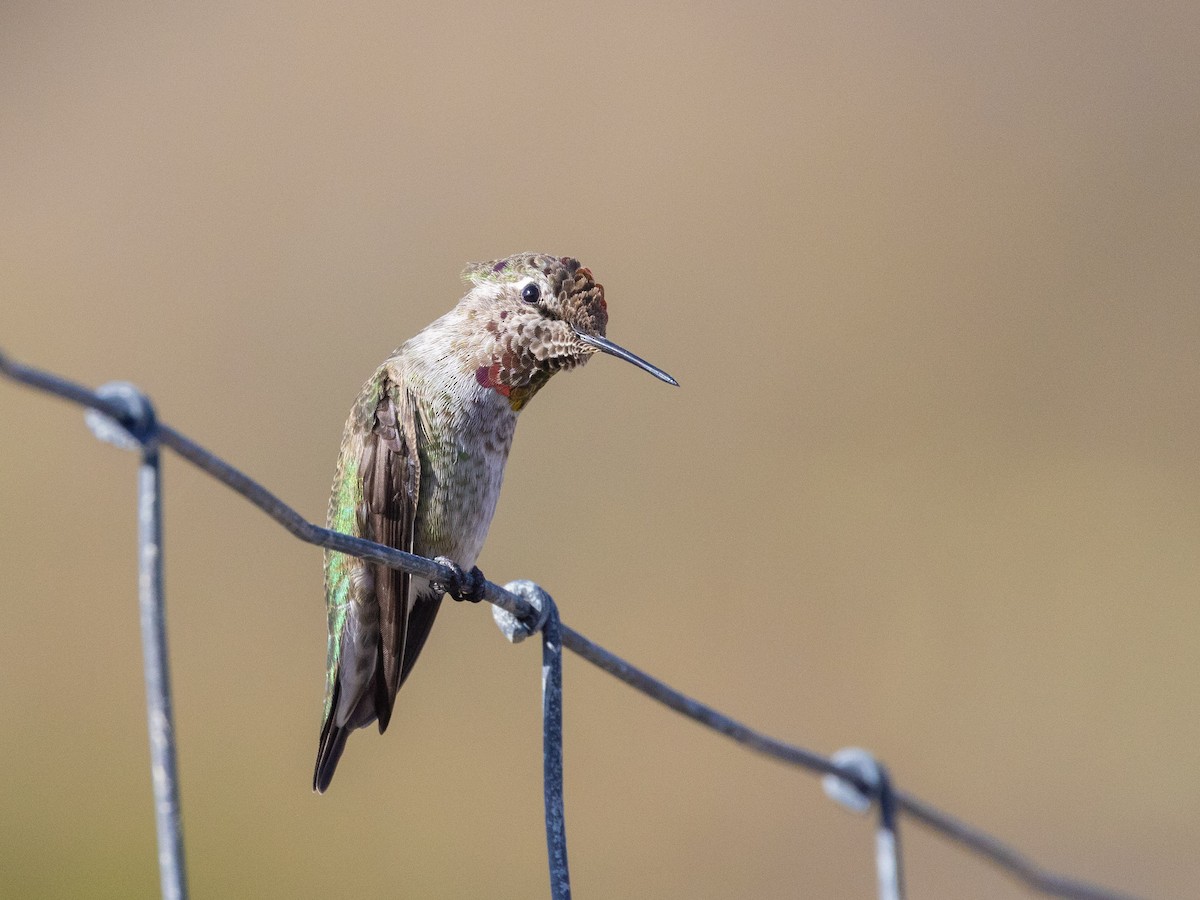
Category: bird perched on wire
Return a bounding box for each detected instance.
[315,252,677,792]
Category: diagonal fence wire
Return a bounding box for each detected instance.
[0,348,1141,900]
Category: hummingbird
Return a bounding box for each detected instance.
[314,252,677,792]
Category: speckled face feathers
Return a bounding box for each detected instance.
[462,252,612,409]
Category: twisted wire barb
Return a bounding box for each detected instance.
[0,349,1140,900]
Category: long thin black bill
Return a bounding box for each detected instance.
[573,330,679,386]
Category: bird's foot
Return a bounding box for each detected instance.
[433,557,486,603]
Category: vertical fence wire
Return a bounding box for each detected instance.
[496,580,571,899]
[80,378,188,900]
[823,749,903,900]
[541,599,570,900]
[873,762,903,900]
[138,444,188,900]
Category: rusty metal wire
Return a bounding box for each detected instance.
[0,348,1141,900]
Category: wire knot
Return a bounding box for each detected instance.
[823,746,888,814]
[85,381,158,451]
[493,580,554,643]
[823,748,904,899]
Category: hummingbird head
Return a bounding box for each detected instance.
[461,252,677,410]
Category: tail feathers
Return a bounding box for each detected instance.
[316,660,396,792]
[313,599,444,792]
[314,679,350,793]
[314,718,350,793]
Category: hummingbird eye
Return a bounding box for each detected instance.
[521,283,541,304]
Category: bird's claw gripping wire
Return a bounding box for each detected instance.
[432,556,486,603]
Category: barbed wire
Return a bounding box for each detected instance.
[0,348,1140,900]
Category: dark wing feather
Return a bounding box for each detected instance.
[362,385,421,733]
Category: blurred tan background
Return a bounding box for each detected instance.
[2,2,1198,897]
